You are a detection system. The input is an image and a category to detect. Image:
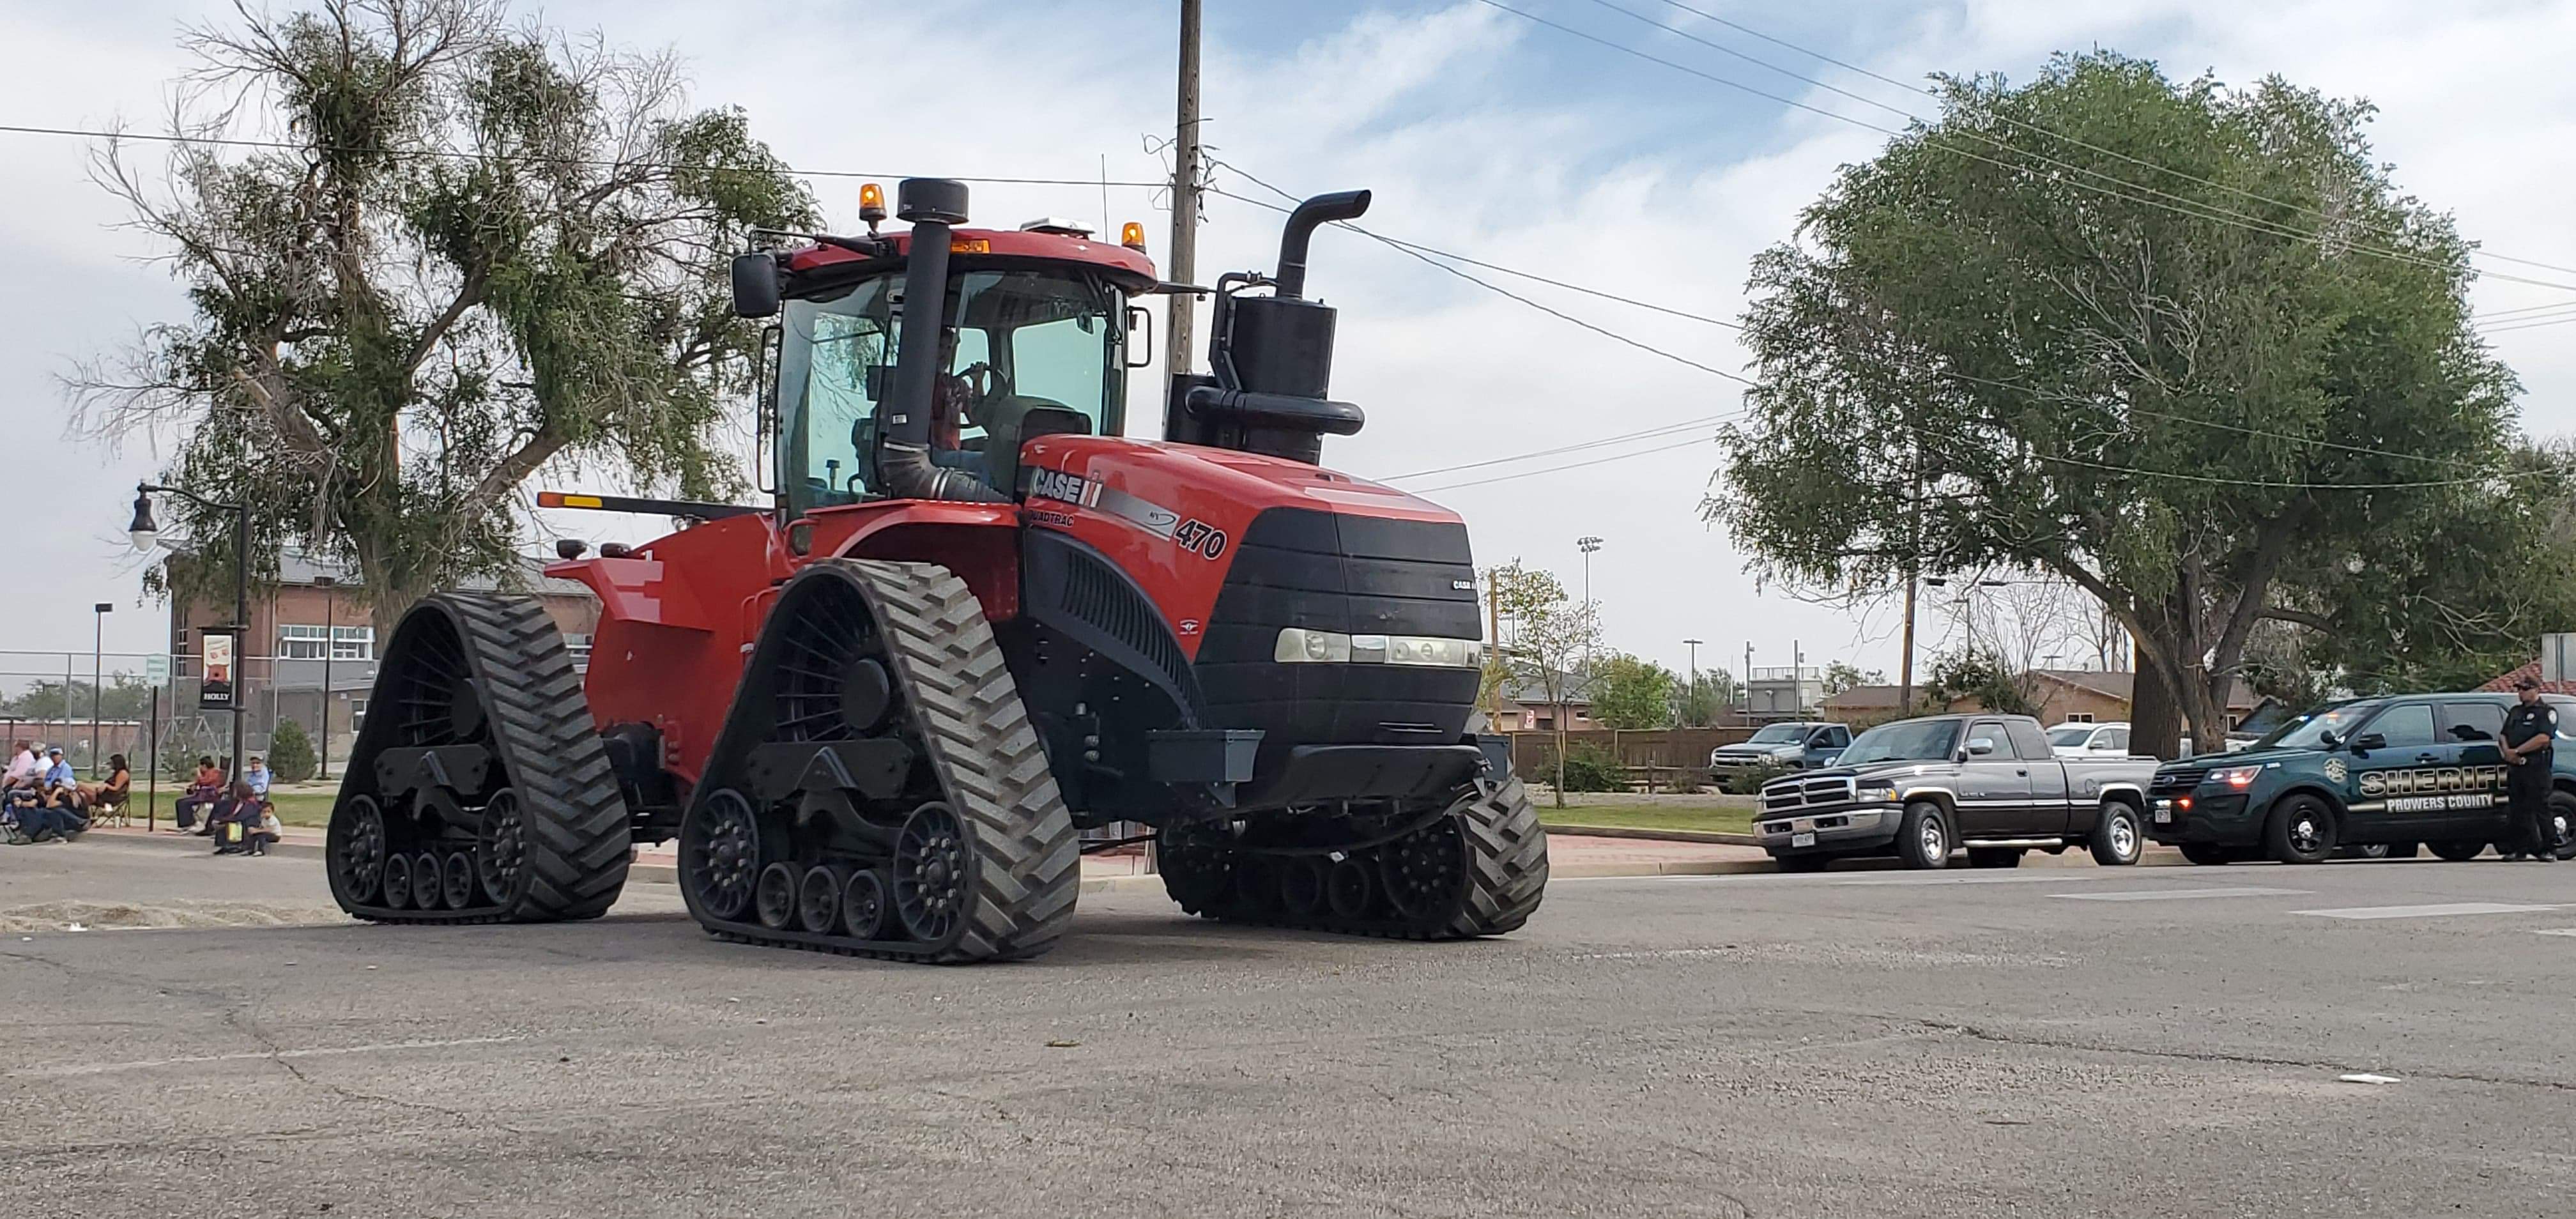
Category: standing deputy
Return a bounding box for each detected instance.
[2499,679,2561,862]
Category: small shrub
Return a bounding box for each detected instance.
[1556,744,1627,793]
[269,719,318,783]
[1662,766,1705,794]
[1724,760,1793,796]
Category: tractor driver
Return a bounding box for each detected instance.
[928,326,999,471]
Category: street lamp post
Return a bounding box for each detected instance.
[1682,636,1703,723]
[314,575,336,781]
[128,483,249,785]
[1575,535,1604,667]
[91,602,111,776]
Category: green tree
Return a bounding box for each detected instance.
[1924,647,2039,717]
[269,717,318,783]
[1821,661,1883,697]
[1708,51,2545,753]
[1590,654,1677,729]
[1487,560,1599,807]
[77,0,815,631]
[3,675,157,721]
[1676,669,1729,727]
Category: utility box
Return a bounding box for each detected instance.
[1746,666,1823,719]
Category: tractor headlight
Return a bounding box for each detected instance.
[1274,628,1480,667]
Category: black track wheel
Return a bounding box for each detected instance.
[1966,847,2024,868]
[1894,802,1952,870]
[325,594,631,923]
[797,866,844,935]
[2265,794,2336,864]
[412,852,445,910]
[332,795,388,903]
[754,862,801,930]
[441,852,479,910]
[1325,857,1374,917]
[1280,856,1329,916]
[843,869,889,939]
[685,789,765,923]
[1158,822,1234,916]
[2428,839,2488,862]
[382,854,414,910]
[2178,843,2237,866]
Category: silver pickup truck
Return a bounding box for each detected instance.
[1754,713,2159,871]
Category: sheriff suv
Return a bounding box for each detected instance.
[1754,713,2159,871]
[2145,691,2576,865]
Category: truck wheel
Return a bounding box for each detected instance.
[2264,795,2336,864]
[1895,802,1952,870]
[2428,839,2487,862]
[2089,800,2144,866]
[2177,843,2234,866]
[1774,853,1830,873]
[2550,792,2576,861]
[1965,847,2023,868]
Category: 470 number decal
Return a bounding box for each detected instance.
[1173,518,1229,560]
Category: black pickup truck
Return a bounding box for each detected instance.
[1754,713,2161,871]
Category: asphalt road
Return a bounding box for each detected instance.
[6,834,2575,1218]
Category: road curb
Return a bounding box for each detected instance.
[1542,823,1761,847]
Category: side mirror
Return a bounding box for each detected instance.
[2352,733,2387,752]
[731,250,781,319]
[1965,737,1997,757]
[1125,305,1154,369]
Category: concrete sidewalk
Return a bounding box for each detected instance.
[77,822,1774,889]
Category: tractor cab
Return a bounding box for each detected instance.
[739,185,1160,518]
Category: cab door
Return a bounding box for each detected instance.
[1954,718,2033,838]
[2437,700,2511,841]
[2345,701,2451,844]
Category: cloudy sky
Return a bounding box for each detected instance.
[5,0,2574,688]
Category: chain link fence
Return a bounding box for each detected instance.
[0,647,376,779]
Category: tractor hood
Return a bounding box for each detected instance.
[1018,434,1462,530]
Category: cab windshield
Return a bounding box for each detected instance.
[1745,724,1808,744]
[2250,700,2375,750]
[1839,719,1963,767]
[774,268,1126,515]
[2046,726,2094,747]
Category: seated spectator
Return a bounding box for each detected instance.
[176,756,224,834]
[79,754,130,816]
[211,781,263,855]
[241,754,273,802]
[8,749,88,843]
[246,803,282,857]
[2,740,36,795]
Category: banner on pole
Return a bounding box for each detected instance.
[199,631,238,710]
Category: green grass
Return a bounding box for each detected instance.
[1535,797,1758,837]
[129,788,337,828]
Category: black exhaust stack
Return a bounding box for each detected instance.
[878,178,1005,503]
[1170,189,1373,466]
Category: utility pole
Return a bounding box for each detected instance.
[1163,0,1202,383]
[1485,571,1505,723]
[1575,535,1603,667]
[91,603,111,774]
[1898,574,1919,714]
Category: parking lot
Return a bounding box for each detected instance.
[7,835,2574,1218]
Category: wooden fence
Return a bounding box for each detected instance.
[1508,726,1760,777]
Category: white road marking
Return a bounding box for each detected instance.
[1835,873,2116,887]
[2292,902,2563,921]
[2050,887,2312,901]
[2530,928,2576,937]
[2338,1072,2402,1084]
[10,1035,526,1079]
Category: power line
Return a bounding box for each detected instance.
[1376,414,1730,481]
[0,122,1169,188]
[2030,450,2509,491]
[1469,0,2576,296]
[1411,435,1715,493]
[1631,0,2576,280]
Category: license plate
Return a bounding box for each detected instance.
[1791,832,1816,848]
[2152,802,2173,825]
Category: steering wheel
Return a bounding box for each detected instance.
[956,361,1011,418]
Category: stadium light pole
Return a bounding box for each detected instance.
[91,602,111,776]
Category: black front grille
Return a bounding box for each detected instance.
[1196,507,1480,754]
[1022,530,1202,714]
[2150,769,2207,794]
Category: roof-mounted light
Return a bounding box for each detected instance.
[859,182,887,233]
[1120,221,1147,251]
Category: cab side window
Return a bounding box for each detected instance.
[2441,702,2506,743]
[2003,719,2055,760]
[2364,703,2437,749]
[2100,727,2129,752]
[1826,726,1851,748]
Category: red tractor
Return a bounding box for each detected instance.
[323,178,1548,962]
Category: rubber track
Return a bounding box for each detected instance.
[695,560,1079,963]
[1166,775,1550,940]
[334,594,632,924]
